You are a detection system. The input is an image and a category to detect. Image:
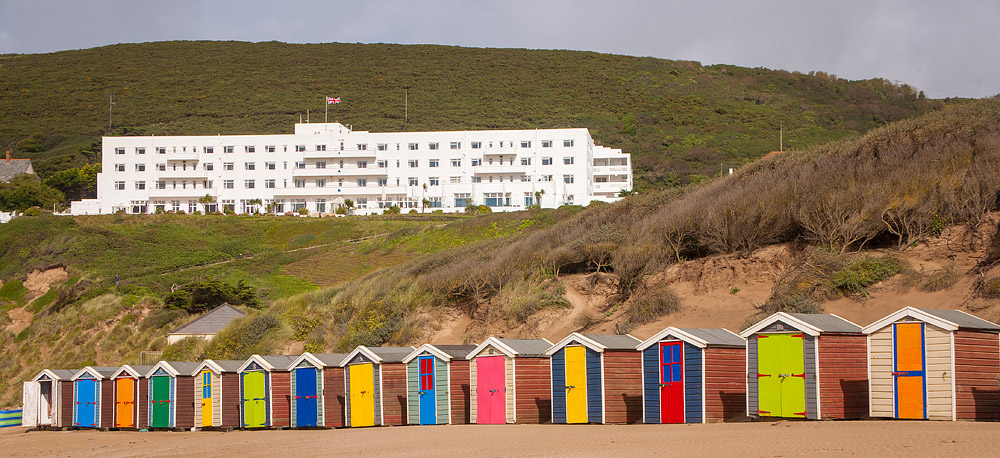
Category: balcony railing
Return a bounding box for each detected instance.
[291,166,389,177]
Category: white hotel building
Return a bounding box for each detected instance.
[71,122,632,215]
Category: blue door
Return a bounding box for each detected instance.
[418,356,436,425]
[75,379,97,427]
[295,367,318,427]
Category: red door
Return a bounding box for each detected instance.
[660,341,684,423]
[477,356,506,424]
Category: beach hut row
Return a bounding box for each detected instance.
[21,307,1000,429]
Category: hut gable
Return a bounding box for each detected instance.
[33,369,76,382]
[341,346,415,366]
[546,333,640,355]
[741,312,861,338]
[469,337,553,359]
[636,327,744,351]
[112,365,154,379]
[238,355,295,373]
[144,361,201,378]
[72,367,118,381]
[404,344,477,363]
[863,307,1000,334]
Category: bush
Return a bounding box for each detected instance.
[297,207,309,215]
[919,265,960,292]
[981,277,1000,299]
[165,280,260,313]
[23,206,44,216]
[758,295,823,315]
[203,313,282,359]
[832,256,903,294]
[626,283,680,324]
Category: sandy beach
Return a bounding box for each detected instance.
[3,421,1000,457]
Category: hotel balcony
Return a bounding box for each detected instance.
[157,169,208,179]
[291,166,389,178]
[302,149,377,159]
[473,164,526,174]
[592,165,630,175]
[148,187,213,198]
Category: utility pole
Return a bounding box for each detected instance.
[405,88,408,123]
[108,94,115,133]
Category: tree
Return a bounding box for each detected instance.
[344,198,355,215]
[0,174,64,212]
[78,142,101,164]
[247,198,263,214]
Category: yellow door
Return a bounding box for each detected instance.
[200,370,213,427]
[350,363,375,427]
[565,346,588,423]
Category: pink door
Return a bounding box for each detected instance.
[477,356,506,424]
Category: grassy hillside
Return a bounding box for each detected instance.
[0,41,944,189]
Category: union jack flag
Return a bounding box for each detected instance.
[327,97,341,104]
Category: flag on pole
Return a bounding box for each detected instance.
[327,97,341,104]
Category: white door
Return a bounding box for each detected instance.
[39,381,52,425]
[22,381,38,427]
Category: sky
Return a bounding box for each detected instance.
[1,0,997,99]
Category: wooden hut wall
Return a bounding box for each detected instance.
[175,376,195,428]
[514,356,552,424]
[955,330,1000,420]
[271,371,291,427]
[323,367,346,427]
[60,380,73,428]
[703,347,747,422]
[747,322,820,419]
[221,373,240,427]
[382,362,408,426]
[344,353,382,427]
[137,377,148,428]
[100,379,113,427]
[603,350,642,424]
[816,334,868,419]
[869,320,953,420]
[449,359,471,424]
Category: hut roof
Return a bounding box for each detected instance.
[862,307,1000,334]
[403,344,478,363]
[740,312,862,338]
[636,327,745,350]
[288,352,349,370]
[195,359,244,374]
[546,333,641,355]
[342,346,416,365]
[73,366,119,380]
[33,369,77,381]
[169,304,245,336]
[468,337,554,359]
[112,364,156,379]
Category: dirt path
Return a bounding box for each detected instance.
[4,421,1000,457]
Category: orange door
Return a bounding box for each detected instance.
[115,377,135,428]
[894,322,926,419]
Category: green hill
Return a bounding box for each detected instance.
[1,41,944,190]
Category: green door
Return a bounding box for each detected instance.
[151,376,170,428]
[243,372,266,428]
[757,333,806,418]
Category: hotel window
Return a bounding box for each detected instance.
[224,146,234,153]
[377,143,387,151]
[296,145,306,152]
[135,181,145,190]
[542,157,552,165]
[377,178,388,186]
[407,177,417,186]
[521,158,531,166]
[521,175,531,182]
[155,163,165,171]
[316,144,327,151]
[429,177,439,186]
[316,161,326,169]
[357,178,367,187]
[450,142,461,149]
[451,158,461,167]
[223,180,234,189]
[115,148,125,155]
[358,160,368,168]
[564,157,574,165]
[265,179,275,189]
[204,163,214,171]
[156,181,166,190]
[428,159,439,168]
[265,162,275,170]
[520,140,531,148]
[156,147,166,154]
[245,162,255,171]
[564,175,575,184]
[204,146,214,154]
[294,179,306,188]
[358,144,368,150]
[563,139,574,147]
[316,179,326,188]
[136,147,146,155]
[115,163,125,172]
[408,159,418,167]
[541,140,552,148]
[295,162,305,169]
[429,142,439,150]
[266,145,275,153]
[471,176,482,183]
[245,180,255,189]
[450,176,462,183]
[408,143,419,150]
[471,159,481,166]
[224,162,234,171]
[377,160,387,168]
[135,164,146,172]
[204,180,213,189]
[471,141,482,149]
[245,146,255,153]
[454,193,472,207]
[596,176,609,183]
[540,175,553,182]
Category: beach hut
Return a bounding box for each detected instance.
[467,337,553,424]
[635,327,747,424]
[108,364,153,429]
[285,353,349,428]
[740,313,868,420]
[863,307,1000,421]
[341,346,414,428]
[21,369,76,429]
[546,333,642,424]
[70,367,117,428]
[402,344,478,425]
[144,361,202,429]
[191,360,244,429]
[237,355,297,428]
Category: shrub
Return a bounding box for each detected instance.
[981,277,1000,299]
[832,256,903,294]
[23,206,44,216]
[164,280,260,313]
[758,295,823,315]
[626,283,680,324]
[203,313,282,359]
[919,265,960,292]
[297,207,309,215]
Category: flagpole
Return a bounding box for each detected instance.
[325,95,328,123]
[109,94,113,132]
